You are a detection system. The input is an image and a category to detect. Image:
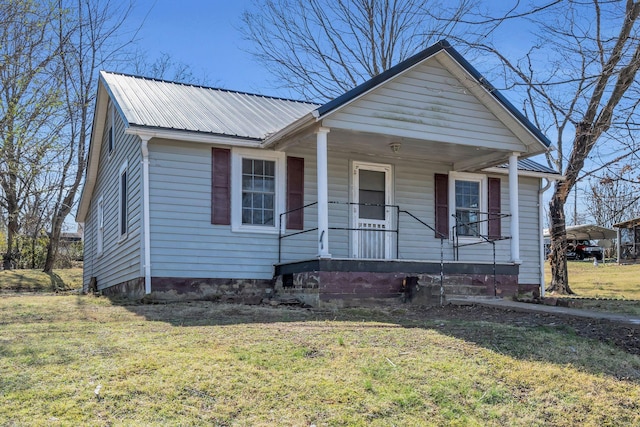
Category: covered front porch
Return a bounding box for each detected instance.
[261,43,553,307]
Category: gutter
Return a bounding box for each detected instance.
[127,127,262,148]
[538,178,553,297]
[141,137,152,294]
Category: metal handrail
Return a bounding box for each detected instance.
[451,212,511,297]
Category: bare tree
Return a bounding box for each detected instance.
[0,0,64,270]
[43,0,135,273]
[584,165,640,228]
[129,51,211,85]
[453,0,640,294]
[241,0,479,101]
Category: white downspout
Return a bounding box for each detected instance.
[538,178,552,298]
[141,136,152,294]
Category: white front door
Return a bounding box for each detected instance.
[352,162,393,259]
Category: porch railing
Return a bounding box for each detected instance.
[451,212,511,296]
[278,201,448,303]
[278,201,450,263]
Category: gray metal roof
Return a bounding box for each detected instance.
[495,158,559,175]
[101,71,319,140]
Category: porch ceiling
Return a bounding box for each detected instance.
[322,128,518,171]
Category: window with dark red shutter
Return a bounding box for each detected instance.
[211,148,231,225]
[488,177,501,239]
[434,173,449,238]
[286,157,304,230]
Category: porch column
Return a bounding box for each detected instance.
[509,153,521,263]
[617,227,621,264]
[316,127,331,258]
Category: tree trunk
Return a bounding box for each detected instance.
[4,212,18,270]
[43,212,64,273]
[547,192,573,294]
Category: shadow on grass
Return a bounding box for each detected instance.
[47,272,66,291]
[110,297,640,382]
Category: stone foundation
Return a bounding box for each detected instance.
[94,261,535,308]
[99,276,274,303]
[274,259,529,308]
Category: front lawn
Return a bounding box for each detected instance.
[1,295,639,426]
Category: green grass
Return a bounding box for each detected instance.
[544,261,640,315]
[0,268,83,292]
[1,295,640,426]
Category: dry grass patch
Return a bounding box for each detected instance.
[0,268,83,293]
[1,295,640,426]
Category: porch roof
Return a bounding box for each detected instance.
[316,40,551,149]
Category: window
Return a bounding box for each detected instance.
[97,197,104,256]
[108,127,114,154]
[455,180,480,236]
[242,158,275,226]
[119,161,128,238]
[231,149,285,233]
[449,172,486,238]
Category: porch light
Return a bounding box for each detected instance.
[389,142,402,153]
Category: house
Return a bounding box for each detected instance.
[76,40,561,307]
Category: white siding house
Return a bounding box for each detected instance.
[76,40,560,306]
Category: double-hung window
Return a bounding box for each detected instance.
[242,158,276,226]
[232,149,285,233]
[450,172,486,238]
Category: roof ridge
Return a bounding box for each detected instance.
[100,70,320,106]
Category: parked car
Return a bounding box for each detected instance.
[567,240,603,261]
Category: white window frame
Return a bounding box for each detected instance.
[118,160,128,241]
[449,172,487,241]
[97,196,104,256]
[231,148,285,234]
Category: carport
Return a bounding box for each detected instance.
[613,218,640,264]
[543,224,617,261]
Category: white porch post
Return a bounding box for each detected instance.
[316,127,331,258]
[509,153,521,263]
[617,227,621,264]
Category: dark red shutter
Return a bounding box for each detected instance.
[488,177,501,239]
[434,173,449,239]
[211,148,231,225]
[286,156,304,230]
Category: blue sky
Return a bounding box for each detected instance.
[128,0,283,96]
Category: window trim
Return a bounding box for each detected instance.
[96,196,104,256]
[449,172,487,241]
[118,160,128,241]
[231,148,285,234]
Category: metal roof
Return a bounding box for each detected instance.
[613,217,640,229]
[494,158,559,175]
[101,71,319,140]
[543,224,617,240]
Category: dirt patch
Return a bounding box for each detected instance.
[417,304,640,355]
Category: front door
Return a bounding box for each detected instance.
[352,162,392,259]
